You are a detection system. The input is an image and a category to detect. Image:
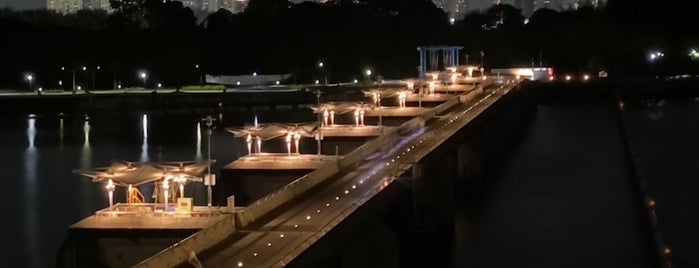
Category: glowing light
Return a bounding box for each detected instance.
[305,215,311,220]
[449,17,455,25]
[276,80,280,85]
[142,114,148,138]
[583,74,590,81]
[353,79,358,84]
[253,72,257,76]
[237,261,243,267]
[318,62,324,68]
[106,179,115,209]
[157,83,162,88]
[690,49,699,59]
[565,75,572,81]
[648,50,664,62]
[365,69,372,76]
[236,81,241,86]
[315,80,319,85]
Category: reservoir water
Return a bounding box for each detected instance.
[2,96,698,267]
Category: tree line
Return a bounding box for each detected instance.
[0,0,696,90]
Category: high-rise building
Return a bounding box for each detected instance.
[515,0,535,17]
[47,0,249,14]
[47,0,83,14]
[432,0,470,18]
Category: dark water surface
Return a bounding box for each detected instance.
[0,109,313,268]
[625,99,699,267]
[459,102,655,268]
[2,98,697,267]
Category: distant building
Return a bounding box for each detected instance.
[47,0,99,14]
[515,0,535,17]
[432,0,470,19]
[47,0,248,14]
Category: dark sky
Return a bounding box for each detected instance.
[1,0,495,11]
[0,0,576,11]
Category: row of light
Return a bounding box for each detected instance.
[648,49,699,62]
[234,83,502,267]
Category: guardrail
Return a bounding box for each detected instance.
[234,161,342,228]
[133,214,236,268]
[134,84,482,267]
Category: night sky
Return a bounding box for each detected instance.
[0,0,580,12]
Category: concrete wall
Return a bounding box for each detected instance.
[287,83,536,267]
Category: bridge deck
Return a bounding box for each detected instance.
[194,85,512,267]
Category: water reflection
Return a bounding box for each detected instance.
[195,122,202,161]
[141,114,149,162]
[81,116,93,216]
[24,117,40,268]
[59,116,64,146]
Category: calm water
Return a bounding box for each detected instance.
[3,98,698,268]
[0,108,314,268]
[460,99,699,267]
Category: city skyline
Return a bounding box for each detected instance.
[1,0,584,12]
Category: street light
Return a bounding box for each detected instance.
[690,49,699,60]
[480,50,485,69]
[25,74,34,91]
[83,65,99,92]
[201,115,217,208]
[365,68,372,82]
[314,90,323,156]
[61,66,77,94]
[648,50,664,62]
[140,71,147,88]
[318,61,327,85]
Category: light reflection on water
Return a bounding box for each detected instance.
[141,114,149,162]
[3,108,317,267]
[81,117,93,217]
[196,122,202,161]
[24,117,39,268]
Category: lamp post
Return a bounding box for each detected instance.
[480,51,485,69]
[61,66,77,94]
[140,71,147,89]
[318,61,327,85]
[690,49,699,60]
[201,115,216,208]
[315,90,323,156]
[648,50,664,78]
[365,69,372,83]
[195,64,203,85]
[25,74,34,91]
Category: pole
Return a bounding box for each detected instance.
[315,90,322,156]
[72,70,76,94]
[207,121,212,207]
[378,94,382,129]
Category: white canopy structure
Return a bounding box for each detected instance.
[227,123,318,155]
